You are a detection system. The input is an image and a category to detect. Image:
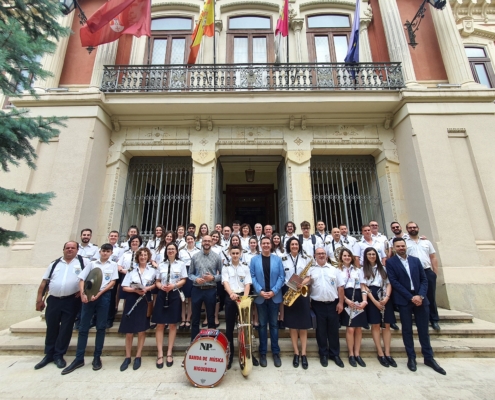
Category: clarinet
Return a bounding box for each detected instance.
[379,283,386,329]
[164,260,171,309]
[126,277,156,318]
[348,275,358,327]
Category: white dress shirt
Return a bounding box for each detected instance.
[310,263,344,302]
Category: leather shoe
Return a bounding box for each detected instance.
[407,357,417,372]
[92,357,102,371]
[273,354,282,367]
[252,355,259,366]
[292,354,300,368]
[431,321,441,331]
[166,355,173,367]
[34,355,53,370]
[120,357,131,371]
[133,357,141,370]
[377,356,389,368]
[348,356,357,367]
[355,355,366,367]
[320,355,328,367]
[61,359,84,375]
[363,324,370,330]
[386,356,397,368]
[227,360,232,370]
[331,356,344,368]
[106,321,113,329]
[425,358,446,375]
[391,323,400,331]
[301,355,308,370]
[54,358,66,369]
[260,354,267,367]
[278,320,285,330]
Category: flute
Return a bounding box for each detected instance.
[379,285,386,329]
[348,278,358,327]
[126,278,156,318]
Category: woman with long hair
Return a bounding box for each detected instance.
[196,223,209,248]
[271,233,285,258]
[210,231,223,255]
[147,225,164,255]
[338,248,368,368]
[118,247,156,371]
[175,225,186,250]
[240,223,252,251]
[178,234,200,331]
[152,243,187,368]
[282,237,312,369]
[362,247,397,368]
[155,230,176,264]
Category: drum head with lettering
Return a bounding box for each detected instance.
[184,337,228,387]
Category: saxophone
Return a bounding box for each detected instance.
[283,257,313,307]
[236,295,254,377]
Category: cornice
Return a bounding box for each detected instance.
[220,1,280,13]
[151,2,201,13]
[299,0,356,12]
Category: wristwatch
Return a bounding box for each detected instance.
[420,295,424,300]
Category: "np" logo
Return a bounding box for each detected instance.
[200,343,213,351]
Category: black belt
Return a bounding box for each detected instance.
[51,293,78,299]
[197,285,216,290]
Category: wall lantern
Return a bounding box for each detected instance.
[404,0,446,49]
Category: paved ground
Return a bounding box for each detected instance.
[0,355,494,399]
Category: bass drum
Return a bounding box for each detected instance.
[184,329,230,388]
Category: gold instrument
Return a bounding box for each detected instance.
[236,295,255,377]
[283,257,313,307]
[330,246,344,268]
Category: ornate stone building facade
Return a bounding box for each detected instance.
[1,0,495,327]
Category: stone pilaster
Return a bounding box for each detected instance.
[215,20,223,64]
[359,0,373,62]
[429,2,482,88]
[377,0,420,87]
[87,41,120,91]
[290,18,304,63]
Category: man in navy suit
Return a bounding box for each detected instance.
[250,237,285,367]
[387,238,446,375]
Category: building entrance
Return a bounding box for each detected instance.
[225,185,275,229]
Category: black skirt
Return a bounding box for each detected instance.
[151,289,182,324]
[182,266,193,298]
[118,292,150,334]
[118,272,127,300]
[366,286,397,325]
[284,294,312,330]
[341,287,368,328]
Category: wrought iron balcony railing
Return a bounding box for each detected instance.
[100,62,404,93]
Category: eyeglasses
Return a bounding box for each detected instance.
[302,227,310,230]
[391,226,400,229]
[370,224,378,227]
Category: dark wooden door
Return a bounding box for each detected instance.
[225,185,275,230]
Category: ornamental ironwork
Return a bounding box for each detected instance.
[101,62,405,92]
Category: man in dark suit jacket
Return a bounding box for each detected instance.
[387,238,446,375]
[250,237,285,368]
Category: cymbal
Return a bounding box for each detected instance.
[84,268,102,299]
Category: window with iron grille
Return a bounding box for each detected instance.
[120,157,193,240]
[310,156,386,237]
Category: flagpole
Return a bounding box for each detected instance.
[213,0,216,91]
[286,29,289,63]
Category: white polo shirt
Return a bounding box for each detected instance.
[310,263,344,302]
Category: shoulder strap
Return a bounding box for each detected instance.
[77,255,85,270]
[47,257,62,280]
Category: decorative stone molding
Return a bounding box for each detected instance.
[459,24,495,40]
[112,118,121,132]
[220,1,280,13]
[289,115,295,130]
[385,165,398,221]
[151,2,200,12]
[301,115,307,130]
[460,18,475,36]
[122,140,191,146]
[332,125,358,137]
[217,139,285,145]
[312,138,382,145]
[290,18,304,32]
[195,116,201,131]
[447,127,468,137]
[207,116,213,131]
[450,0,495,23]
[384,115,392,130]
[299,0,356,12]
[107,166,120,233]
[215,20,223,33]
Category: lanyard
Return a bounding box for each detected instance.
[290,254,299,274]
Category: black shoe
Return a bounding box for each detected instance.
[260,354,267,368]
[73,323,80,331]
[363,324,370,330]
[92,357,102,371]
[120,358,131,371]
[278,320,285,330]
[320,355,328,367]
[377,356,389,368]
[331,355,344,368]
[273,354,282,367]
[215,323,220,328]
[407,357,417,372]
[386,356,397,368]
[150,324,157,330]
[431,321,441,331]
[166,355,173,367]
[293,354,300,368]
[34,355,53,370]
[54,358,66,369]
[252,355,259,366]
[156,356,164,369]
[391,323,400,331]
[201,322,208,327]
[355,355,366,367]
[227,360,232,370]
[348,356,357,367]
[424,358,446,375]
[179,321,186,331]
[133,357,141,370]
[301,355,308,370]
[61,359,84,375]
[106,321,113,329]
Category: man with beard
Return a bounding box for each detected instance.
[405,222,440,331]
[188,236,223,341]
[78,229,98,262]
[281,221,297,246]
[315,220,331,244]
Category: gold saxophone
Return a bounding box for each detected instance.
[236,295,254,377]
[283,257,313,307]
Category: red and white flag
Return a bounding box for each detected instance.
[80,0,151,48]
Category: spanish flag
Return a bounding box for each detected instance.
[187,0,214,64]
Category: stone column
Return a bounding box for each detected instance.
[129,35,147,65]
[84,41,119,91]
[190,155,216,227]
[33,12,75,90]
[377,0,420,87]
[290,19,304,62]
[359,0,373,62]
[215,20,223,64]
[429,3,481,88]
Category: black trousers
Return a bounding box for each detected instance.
[107,283,119,323]
[190,286,217,342]
[425,268,439,323]
[311,299,340,358]
[398,299,434,361]
[44,294,79,359]
[224,295,240,363]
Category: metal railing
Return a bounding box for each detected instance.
[101,62,404,92]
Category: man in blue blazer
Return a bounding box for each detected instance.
[387,238,446,375]
[250,237,285,367]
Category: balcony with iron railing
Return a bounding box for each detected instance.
[100,62,405,92]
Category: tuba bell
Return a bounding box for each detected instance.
[236,295,254,377]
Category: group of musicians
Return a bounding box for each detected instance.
[34,219,446,376]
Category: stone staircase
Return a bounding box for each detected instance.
[1,307,495,358]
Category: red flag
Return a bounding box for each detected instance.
[275,0,289,37]
[80,0,151,48]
